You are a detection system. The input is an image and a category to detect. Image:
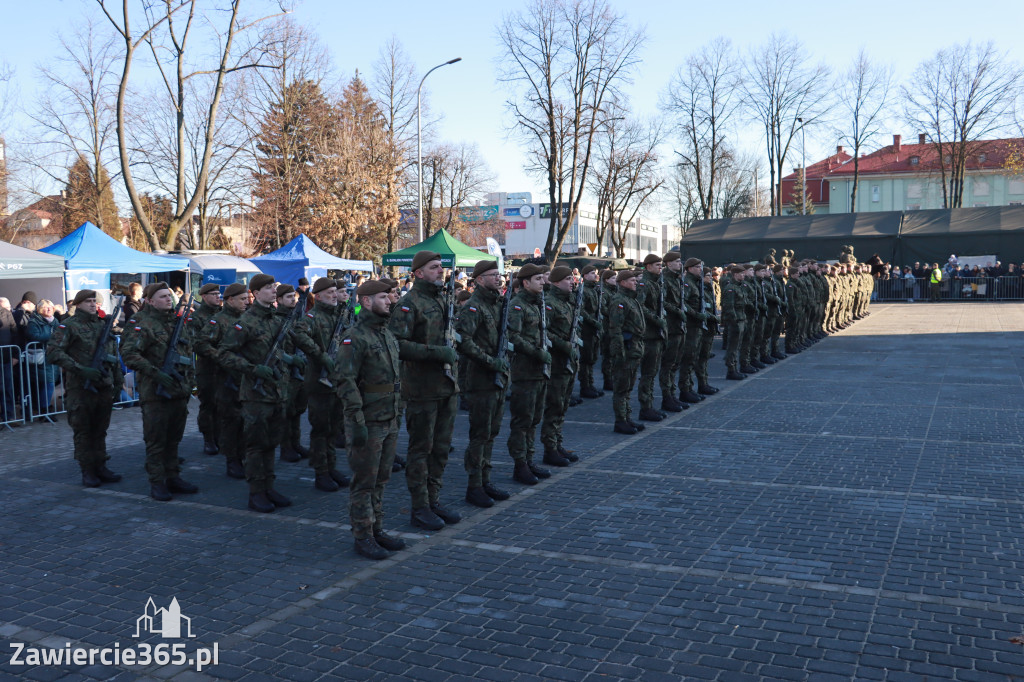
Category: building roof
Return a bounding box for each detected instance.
[783,136,1024,181]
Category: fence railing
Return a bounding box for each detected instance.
[1,344,27,430]
[872,276,1024,302]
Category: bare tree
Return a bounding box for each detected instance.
[743,32,830,215]
[834,49,892,212]
[498,0,644,263]
[95,0,288,250]
[662,37,742,221]
[903,41,1023,208]
[420,142,496,239]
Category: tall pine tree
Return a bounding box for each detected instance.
[62,154,121,238]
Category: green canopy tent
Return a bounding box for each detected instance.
[381,229,495,269]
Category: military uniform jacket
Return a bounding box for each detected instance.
[759,277,781,317]
[207,305,244,387]
[456,286,506,391]
[190,301,222,375]
[662,269,685,335]
[785,278,802,319]
[581,281,601,337]
[772,275,789,315]
[637,271,665,340]
[275,306,305,382]
[121,305,195,402]
[218,302,289,403]
[47,309,124,393]
[720,279,747,323]
[703,280,719,330]
[682,271,705,328]
[546,287,577,376]
[608,288,645,360]
[507,290,547,381]
[389,278,457,401]
[334,310,401,424]
[293,301,340,393]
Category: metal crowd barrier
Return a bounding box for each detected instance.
[872,276,1024,302]
[1,344,27,430]
[23,342,66,423]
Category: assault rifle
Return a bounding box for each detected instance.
[539,287,552,379]
[254,300,305,397]
[493,284,514,388]
[657,271,666,339]
[155,293,194,399]
[440,271,462,386]
[698,262,708,331]
[318,293,357,388]
[566,280,585,371]
[83,296,124,394]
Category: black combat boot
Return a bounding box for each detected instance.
[760,355,776,365]
[265,489,292,507]
[293,442,311,459]
[558,445,579,462]
[727,369,746,380]
[150,482,172,501]
[484,482,511,500]
[661,397,684,413]
[374,530,406,551]
[568,395,583,407]
[466,486,494,508]
[392,454,406,473]
[543,448,570,467]
[639,407,664,422]
[513,460,539,485]
[740,365,758,374]
[97,465,122,483]
[411,506,445,531]
[248,492,275,513]
[315,473,340,492]
[698,383,720,395]
[279,444,300,463]
[603,377,614,391]
[203,438,219,455]
[751,359,767,369]
[772,350,787,360]
[629,420,646,432]
[580,386,602,399]
[528,462,551,479]
[680,390,703,404]
[354,536,389,560]
[226,459,245,479]
[614,420,638,435]
[329,469,350,487]
[82,469,101,488]
[432,502,462,524]
[166,477,198,494]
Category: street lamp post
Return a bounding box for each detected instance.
[417,57,462,243]
[797,117,806,215]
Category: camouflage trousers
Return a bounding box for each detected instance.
[770,315,785,354]
[141,397,188,484]
[508,378,547,464]
[307,389,340,475]
[283,378,307,448]
[600,334,613,387]
[695,328,716,387]
[741,316,760,365]
[242,400,284,493]
[724,319,746,371]
[760,314,779,359]
[678,325,703,393]
[217,380,244,466]
[638,337,664,409]
[404,395,457,509]
[541,371,573,451]
[578,330,600,390]
[659,332,684,401]
[612,354,641,423]
[67,386,114,473]
[195,371,218,443]
[348,416,398,539]
[465,388,505,488]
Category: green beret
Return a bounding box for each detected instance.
[642,253,662,266]
[143,282,170,299]
[411,250,442,272]
[663,251,681,263]
[199,283,220,296]
[312,277,337,294]
[456,289,472,302]
[581,265,597,276]
[684,257,702,269]
[73,289,97,306]
[472,259,498,279]
[517,263,543,280]
[356,280,391,297]
[223,283,247,299]
[249,273,276,292]
[729,265,746,274]
[601,268,616,281]
[549,266,572,283]
[276,284,295,298]
[616,269,639,283]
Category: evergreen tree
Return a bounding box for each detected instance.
[62,154,121,238]
[788,171,815,215]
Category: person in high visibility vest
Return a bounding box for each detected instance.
[930,263,942,302]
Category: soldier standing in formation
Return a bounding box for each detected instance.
[456,259,512,508]
[121,282,199,501]
[539,266,579,467]
[577,265,603,399]
[276,284,308,462]
[694,267,719,395]
[658,252,687,413]
[678,257,708,403]
[190,283,222,455]
[720,266,749,381]
[208,282,248,479]
[598,269,617,391]
[47,289,123,487]
[389,251,461,530]
[636,254,667,422]
[608,269,646,434]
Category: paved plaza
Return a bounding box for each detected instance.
[2,302,1024,681]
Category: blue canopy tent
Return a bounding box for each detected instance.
[41,222,189,312]
[250,234,374,287]
[184,253,262,292]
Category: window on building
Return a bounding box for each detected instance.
[1009,179,1024,194]
[871,186,880,203]
[974,179,990,196]
[979,154,987,163]
[907,182,922,199]
[910,156,919,165]
[943,155,951,164]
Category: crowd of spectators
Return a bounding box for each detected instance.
[870,257,1024,301]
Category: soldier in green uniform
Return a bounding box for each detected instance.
[207,282,248,479]
[218,274,298,513]
[679,257,708,403]
[721,266,748,381]
[456,259,512,508]
[608,269,646,434]
[785,267,804,354]
[540,266,579,467]
[636,254,667,422]
[599,269,617,391]
[190,283,222,455]
[506,263,552,485]
[293,278,350,492]
[754,264,779,366]
[577,266,603,399]
[389,251,461,530]
[658,252,687,412]
[740,264,762,374]
[121,282,199,501]
[333,280,406,559]
[769,264,788,359]
[275,284,308,463]
[694,267,720,395]
[46,289,124,487]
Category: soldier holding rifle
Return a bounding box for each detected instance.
[208,283,248,479]
[636,254,667,422]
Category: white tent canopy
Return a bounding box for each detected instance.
[0,240,66,310]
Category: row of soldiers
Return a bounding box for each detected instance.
[45,250,869,561]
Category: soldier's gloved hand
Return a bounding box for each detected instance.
[253,364,275,380]
[658,319,668,334]
[436,346,458,366]
[76,364,104,382]
[538,350,552,366]
[292,354,307,371]
[569,347,580,364]
[350,423,368,448]
[320,355,336,372]
[154,370,177,389]
[491,357,509,374]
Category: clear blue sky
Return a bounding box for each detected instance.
[4,0,1024,203]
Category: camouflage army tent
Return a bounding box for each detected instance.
[898,206,1024,265]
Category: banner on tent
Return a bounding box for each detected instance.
[65,270,110,291]
[202,269,237,285]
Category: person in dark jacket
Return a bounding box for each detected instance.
[24,300,61,416]
[0,299,18,422]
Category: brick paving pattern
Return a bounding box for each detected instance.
[2,302,1023,681]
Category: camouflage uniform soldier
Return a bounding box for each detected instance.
[755,264,779,366]
[658,252,687,413]
[293,278,351,492]
[609,269,646,434]
[456,259,512,508]
[540,266,579,467]
[740,264,763,374]
[275,284,308,462]
[785,267,804,354]
[598,269,617,391]
[679,257,708,403]
[121,282,199,501]
[694,268,720,395]
[769,265,788,359]
[218,274,298,513]
[506,263,552,485]
[190,283,222,455]
[389,251,462,531]
[46,289,124,487]
[577,266,603,399]
[333,280,406,560]
[721,266,748,381]
[208,283,247,479]
[636,254,667,422]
